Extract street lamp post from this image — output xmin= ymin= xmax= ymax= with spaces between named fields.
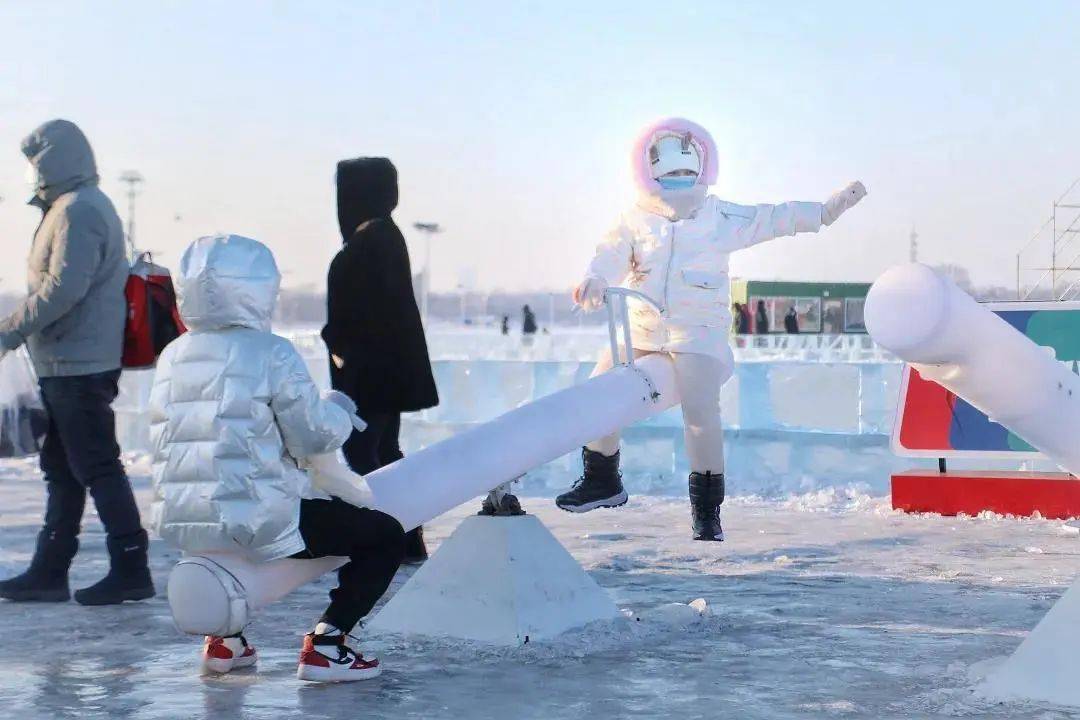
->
xmin=119 ymin=170 xmax=145 ymax=260
xmin=412 ymin=222 xmax=442 ymax=325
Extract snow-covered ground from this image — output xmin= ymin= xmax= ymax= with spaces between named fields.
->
xmin=1 ymin=457 xmax=1078 ymax=719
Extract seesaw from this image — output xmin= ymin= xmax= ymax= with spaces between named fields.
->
xmin=865 ymin=264 xmax=1080 ymax=707
xmin=167 ymin=289 xmax=679 ymax=645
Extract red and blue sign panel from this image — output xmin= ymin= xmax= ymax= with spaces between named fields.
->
xmin=894 ymin=301 xmax=1080 ymax=459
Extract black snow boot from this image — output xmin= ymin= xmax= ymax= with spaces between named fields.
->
xmin=402 ymin=527 xmax=428 ymax=565
xmin=689 ymin=472 xmax=725 ymax=542
xmin=74 ymin=530 xmax=155 ymax=606
xmin=0 ymin=529 xmax=78 ymax=602
xmin=556 ymin=448 xmax=628 ymax=513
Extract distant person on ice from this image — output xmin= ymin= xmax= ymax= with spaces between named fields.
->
xmin=731 ymin=302 xmax=750 ymax=335
xmin=522 ymin=304 xmax=540 ymax=338
xmin=0 ymin=119 xmax=154 ymax=605
xmin=322 ymin=158 xmax=439 ymax=564
xmin=784 ymin=306 xmax=800 ymax=334
xmin=151 ymin=234 xmax=405 ymax=681
xmin=755 ymin=299 xmax=769 ymax=335
xmin=558 ymin=117 xmax=866 ymax=541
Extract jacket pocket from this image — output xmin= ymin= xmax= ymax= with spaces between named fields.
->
xmin=681 ymin=269 xmax=725 ymax=290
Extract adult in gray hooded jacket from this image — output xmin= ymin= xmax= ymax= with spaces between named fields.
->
xmin=0 ymin=120 xmax=153 ymax=606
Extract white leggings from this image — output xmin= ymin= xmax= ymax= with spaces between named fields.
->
xmin=586 ymin=349 xmax=731 ymax=473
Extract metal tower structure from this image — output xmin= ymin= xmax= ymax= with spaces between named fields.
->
xmin=119 ymin=170 xmax=145 ymax=259
xmin=1015 ymin=177 xmax=1080 ymax=300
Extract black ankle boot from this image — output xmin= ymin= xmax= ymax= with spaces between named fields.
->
xmin=74 ymin=530 xmax=155 ymax=606
xmin=689 ymin=472 xmax=725 ymax=542
xmin=0 ymin=529 xmax=78 ymax=602
xmin=556 ymin=448 xmax=628 ymax=513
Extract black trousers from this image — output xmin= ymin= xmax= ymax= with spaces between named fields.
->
xmin=342 ymin=412 xmax=402 ymax=475
xmin=37 ymin=370 xmax=143 ymax=541
xmin=294 ymin=498 xmax=406 ymax=633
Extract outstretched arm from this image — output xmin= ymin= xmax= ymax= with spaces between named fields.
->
xmin=729 ymin=181 xmax=867 ymax=249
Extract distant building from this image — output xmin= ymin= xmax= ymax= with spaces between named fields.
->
xmin=730 ymin=280 xmax=871 ymax=334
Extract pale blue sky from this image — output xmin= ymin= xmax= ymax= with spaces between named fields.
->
xmin=1 ymin=1 xmax=1077 ymax=293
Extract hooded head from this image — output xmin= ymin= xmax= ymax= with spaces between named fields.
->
xmin=336 ymin=157 xmax=399 ymax=242
xmin=630 ymin=118 xmax=718 ymax=196
xmin=21 ymin=119 xmax=99 ymax=204
xmin=177 ymin=234 xmax=281 ymax=332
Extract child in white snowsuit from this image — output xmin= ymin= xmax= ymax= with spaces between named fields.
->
xmin=556 ymin=118 xmax=866 ymax=540
xmin=150 ymin=234 xmax=405 ymax=681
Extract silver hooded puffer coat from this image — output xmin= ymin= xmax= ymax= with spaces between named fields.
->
xmin=149 ymin=234 xmax=352 ymax=561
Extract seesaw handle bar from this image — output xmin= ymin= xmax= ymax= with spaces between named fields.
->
xmin=604 ymin=288 xmax=662 ymax=368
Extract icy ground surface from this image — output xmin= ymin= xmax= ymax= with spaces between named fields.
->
xmin=2 ymin=458 xmax=1080 ymax=719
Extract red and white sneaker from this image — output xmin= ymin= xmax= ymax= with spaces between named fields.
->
xmin=202 ymin=634 xmax=257 ymax=675
xmin=296 ymin=632 xmax=381 ymax=682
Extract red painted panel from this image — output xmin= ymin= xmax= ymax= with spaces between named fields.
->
xmin=892 ymin=470 xmax=1080 ymax=520
xmin=898 ymin=369 xmax=956 ymax=451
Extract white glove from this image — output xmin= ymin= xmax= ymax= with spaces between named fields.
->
xmin=572 ymin=275 xmax=608 ymax=312
xmin=322 ymin=389 xmax=367 ymax=432
xmin=822 ymin=181 xmax=867 ymax=226
xmin=303 ymin=451 xmax=375 ymax=509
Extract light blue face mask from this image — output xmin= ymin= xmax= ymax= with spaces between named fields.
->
xmin=657 ymin=175 xmax=697 ymax=191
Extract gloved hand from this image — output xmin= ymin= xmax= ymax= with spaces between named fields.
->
xmin=302 ymin=451 xmax=375 ymax=509
xmin=572 ymin=274 xmax=608 ymax=312
xmin=322 ymin=389 xmax=367 ymax=432
xmin=822 ymin=181 xmax=868 ymax=226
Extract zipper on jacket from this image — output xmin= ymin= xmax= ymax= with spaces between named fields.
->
xmin=662 ymin=224 xmax=676 ymax=316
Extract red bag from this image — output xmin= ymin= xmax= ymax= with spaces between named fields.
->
xmin=122 ymin=253 xmax=187 ymax=368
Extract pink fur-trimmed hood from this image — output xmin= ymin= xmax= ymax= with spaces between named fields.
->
xmin=631 ymin=117 xmax=718 ymax=195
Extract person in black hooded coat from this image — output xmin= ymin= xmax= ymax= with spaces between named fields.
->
xmin=322 ymin=157 xmax=439 ymax=563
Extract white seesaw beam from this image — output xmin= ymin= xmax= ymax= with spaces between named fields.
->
xmin=365 ymin=353 xmax=678 ymax=532
xmin=864 ymin=262 xmax=1080 ymax=476
xmin=168 ymin=353 xmax=679 ymax=636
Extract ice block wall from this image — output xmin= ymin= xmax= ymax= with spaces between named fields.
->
xmin=864 ymin=263 xmax=1080 ymax=476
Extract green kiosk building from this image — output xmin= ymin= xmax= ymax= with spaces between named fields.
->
xmin=730 ymin=280 xmax=871 ymax=334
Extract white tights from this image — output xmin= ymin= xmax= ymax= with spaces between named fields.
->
xmin=585 ymin=349 xmax=731 ymax=474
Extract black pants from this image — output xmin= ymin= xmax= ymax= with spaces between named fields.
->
xmin=37 ymin=370 xmax=143 ymax=541
xmin=342 ymin=412 xmax=402 ymax=476
xmin=294 ymin=498 xmax=406 ymax=633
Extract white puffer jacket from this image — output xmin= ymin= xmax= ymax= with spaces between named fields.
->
xmin=149 ymin=235 xmax=352 ymax=562
xmin=586 ymin=117 xmax=826 ymax=358
xmin=589 ymin=196 xmax=823 ymax=357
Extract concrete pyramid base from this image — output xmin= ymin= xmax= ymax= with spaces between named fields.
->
xmin=978 ymin=574 xmax=1080 ymax=707
xmin=369 ymin=514 xmax=619 ymax=645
